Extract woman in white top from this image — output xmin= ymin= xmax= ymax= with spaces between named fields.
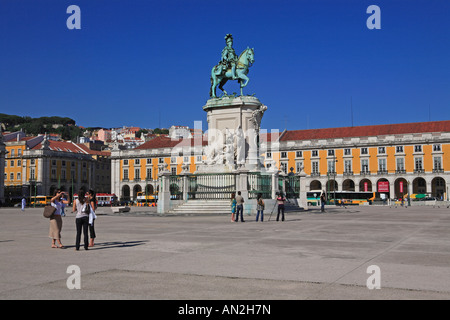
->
xmin=73 ymin=189 xmax=90 ymax=251
xmin=49 ymin=190 xmax=69 ymax=248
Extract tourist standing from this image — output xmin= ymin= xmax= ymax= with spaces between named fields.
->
xmin=230 ymin=192 xmax=236 ymax=222
xmin=86 ymin=189 xmax=97 ymax=247
xmin=49 ymin=190 xmax=69 ymax=249
xmin=256 ymin=193 xmax=265 ymax=222
xmin=235 ymin=191 xmax=245 ymax=222
xmin=73 ymin=189 xmax=90 ymax=251
xmin=276 ymin=193 xmax=286 ymax=221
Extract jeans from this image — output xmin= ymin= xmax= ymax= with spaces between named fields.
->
xmin=256 ymin=210 xmax=264 ymax=221
xmin=235 ymin=204 xmax=244 ymax=222
xmin=89 ymin=220 xmax=96 ymax=239
xmin=75 ymin=216 xmax=89 ymax=250
xmin=277 ymin=204 xmax=285 ymax=221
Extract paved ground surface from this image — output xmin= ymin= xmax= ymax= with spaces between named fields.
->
xmin=1 ymin=204 xmax=450 ymax=300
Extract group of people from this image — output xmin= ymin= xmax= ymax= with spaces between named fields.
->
xmin=48 ymin=189 xmax=97 ymax=251
xmin=230 ymin=192 xmax=287 ymax=222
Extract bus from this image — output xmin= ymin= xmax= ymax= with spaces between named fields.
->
xmin=73 ymin=193 xmax=117 ymax=206
xmin=307 ymin=190 xmax=324 ymax=206
xmin=30 ymin=195 xmax=52 ymax=206
xmin=328 ymin=191 xmax=376 ymax=205
xmin=136 ymin=191 xmax=157 ymax=206
xmin=96 ymin=193 xmax=117 ymax=206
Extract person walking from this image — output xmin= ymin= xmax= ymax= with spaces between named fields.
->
xmin=276 ymin=192 xmax=286 ymax=221
xmin=73 ymin=189 xmax=90 ymax=251
xmin=235 ymin=191 xmax=245 ymax=222
xmin=320 ymin=192 xmax=326 ymax=212
xmin=86 ymin=189 xmax=97 ymax=247
xmin=256 ymin=193 xmax=265 ymax=222
xmin=230 ymin=192 xmax=237 ymax=222
xmin=49 ymin=190 xmax=69 ymax=249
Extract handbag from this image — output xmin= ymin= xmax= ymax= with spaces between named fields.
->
xmin=82 ymin=203 xmax=91 ymax=214
xmin=43 ymin=205 xmax=56 ymax=218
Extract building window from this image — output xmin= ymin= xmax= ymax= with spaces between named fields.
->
xmin=30 ymin=159 xmax=35 ymax=165
xmin=344 ymin=148 xmax=351 ymax=156
xmin=62 ymin=160 xmax=66 ymax=167
xmin=17 ymin=160 xmax=21 ymax=167
xmin=10 ymin=149 xmax=15 ymax=157
xmin=280 ymin=161 xmax=288 ymax=174
xmin=61 ymin=169 xmax=66 ymax=180
xmin=146 ymin=168 xmax=152 ymax=180
xmin=30 ymin=168 xmax=35 ymax=180
xmin=296 ymin=151 xmax=302 ymax=158
xmin=196 ymin=155 xmax=202 ymax=163
xmin=311 ymin=161 xmax=319 ymax=175
xmin=281 ymin=152 xmax=287 ymax=159
xmin=18 ymin=149 xmax=22 ymax=156
xmin=361 ymin=159 xmax=369 ymax=173
xmin=296 ymin=161 xmax=303 ymax=173
xmin=344 ymin=160 xmax=352 ymax=173
xmin=123 ymin=159 xmax=129 ymax=166
xmin=135 ymin=168 xmax=140 ymax=180
xmin=414 ymin=157 xmax=423 ymax=171
xmin=10 ymin=160 xmax=14 ymax=167
xmin=135 ymin=159 xmax=140 ymax=165
xmin=434 ymin=157 xmax=442 ymax=170
xmin=123 ymin=169 xmax=129 ymax=180
xmin=183 ymin=156 xmax=190 ymax=163
xmin=361 ymin=147 xmax=368 ymax=155
xmin=171 ymin=157 xmax=177 ymax=164
xmin=378 ymin=159 xmax=387 ymax=173
xmin=159 ymin=158 xmax=164 ymax=164
xmin=10 ymin=172 xmax=14 ymax=180
xmin=17 ymin=172 xmax=21 ymax=180
xmin=327 ymin=149 xmax=335 ymax=156
xmin=312 ymin=150 xmax=318 ymax=157
xmin=378 ymin=147 xmax=386 ymax=154
xmin=396 ymin=158 xmax=405 ymax=172
xmin=171 ymin=167 xmax=177 ymax=175
xmin=396 ymin=146 xmax=404 ymax=153
xmin=433 ymin=144 xmax=441 ymax=152
xmin=414 ymin=145 xmax=422 ymax=153
xmin=147 ymin=158 xmax=152 ymax=164
xmin=327 ymin=160 xmax=335 ymax=173
xmin=266 ymin=152 xmax=272 ymax=159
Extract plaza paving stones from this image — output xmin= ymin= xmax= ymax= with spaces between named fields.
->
xmin=1 ymin=205 xmax=450 ymax=300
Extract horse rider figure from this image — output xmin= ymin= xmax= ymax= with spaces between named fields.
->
xmin=220 ymin=34 xmax=238 ymax=80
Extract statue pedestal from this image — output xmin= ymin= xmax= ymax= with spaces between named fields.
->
xmin=200 ymin=96 xmax=267 ymax=172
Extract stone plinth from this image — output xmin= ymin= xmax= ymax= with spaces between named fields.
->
xmin=198 ymin=96 xmax=267 ymax=172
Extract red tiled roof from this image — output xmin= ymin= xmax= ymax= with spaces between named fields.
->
xmin=281 ymin=120 xmax=450 ymax=141
xmin=32 ymin=140 xmax=87 ymax=153
xmin=75 ymin=144 xmax=111 ymax=156
xmin=135 ymin=135 xmax=208 ymax=150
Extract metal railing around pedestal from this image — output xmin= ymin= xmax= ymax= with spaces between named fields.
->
xmin=248 ymin=173 xmax=272 ymax=199
xmin=187 ymin=173 xmax=236 ymax=200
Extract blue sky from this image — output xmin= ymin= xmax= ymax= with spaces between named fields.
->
xmin=1 ymin=0 xmax=449 ymax=132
